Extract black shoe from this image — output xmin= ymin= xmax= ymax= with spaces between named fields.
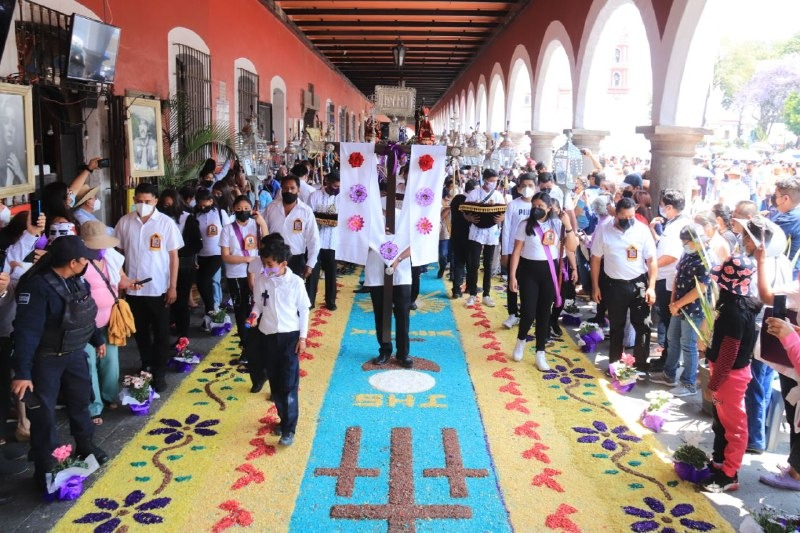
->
xmin=1 ymin=442 xmax=28 ymax=461
xmin=372 ymin=354 xmax=391 ymax=365
xmin=701 ymin=470 xmax=739 ymax=492
xmin=250 ymin=381 xmax=265 ymax=393
xmin=326 ymin=303 xmax=337 ymax=311
xmin=745 ymin=447 xmax=765 ymax=455
xmin=0 ymin=456 xmax=28 ymax=476
xmin=76 ymin=441 xmax=109 ymax=465
xmin=398 ymin=357 xmax=414 ymax=369
xmin=409 ymin=302 xmax=418 ymax=311
xmin=153 ymin=375 xmax=167 ymax=393
xmin=238 ymin=357 xmax=248 ymax=365
xmin=271 ymin=426 xmax=282 ymax=437
xmin=451 ymin=291 xmax=462 ymax=300
xmin=648 ymin=360 xmax=665 ymax=373
xmin=550 ymin=325 xmax=563 ymax=338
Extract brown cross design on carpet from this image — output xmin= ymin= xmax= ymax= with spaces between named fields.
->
xmin=314 ymin=427 xmax=379 ymax=497
xmin=326 ymin=427 xmax=475 ymax=532
xmin=423 ymin=428 xmax=489 ymax=497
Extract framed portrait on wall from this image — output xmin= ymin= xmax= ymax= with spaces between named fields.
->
xmin=125 ymin=97 xmax=164 ymax=178
xmin=0 ymin=83 xmax=34 ymax=198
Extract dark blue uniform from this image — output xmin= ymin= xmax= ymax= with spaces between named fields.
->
xmin=13 ymin=270 xmax=104 ymax=482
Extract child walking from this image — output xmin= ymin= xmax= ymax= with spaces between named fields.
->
xmin=246 ymin=239 xmax=310 ymax=446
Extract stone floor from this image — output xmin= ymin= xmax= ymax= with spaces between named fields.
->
xmin=2 ymin=289 xmax=799 ymax=531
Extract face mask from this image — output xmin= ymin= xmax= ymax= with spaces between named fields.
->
xmin=659 ymin=206 xmax=667 ymax=218
xmin=199 ymin=205 xmax=213 ymax=214
xmin=683 ymin=244 xmax=696 ymax=254
xmin=202 ymin=180 xmax=214 ymax=188
xmin=327 ymin=187 xmax=340 ymax=196
xmin=75 ymin=261 xmax=88 ymax=277
xmin=189 ymin=199 xmax=196 ymax=208
xmin=135 ymin=202 xmax=155 ymax=218
xmin=96 ymin=248 xmax=106 ymax=260
xmin=235 ymin=210 xmax=251 ymax=222
xmin=521 ymin=187 xmax=534 ymax=199
xmin=49 ymin=222 xmax=76 ymax=241
xmin=618 ymin=218 xmax=634 ymax=231
xmin=93 ymin=199 xmax=102 ymax=212
xmin=532 ymin=207 xmax=546 ymax=221
xmin=67 ymin=191 xmax=76 ymax=208
xmin=282 ymin=192 xmax=298 ymax=205
xmin=484 ymin=181 xmax=496 ymax=191
xmin=262 ymin=266 xmax=280 ymax=278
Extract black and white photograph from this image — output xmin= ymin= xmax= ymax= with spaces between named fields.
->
xmin=125 ymin=96 xmax=164 ymax=177
xmin=0 ymin=83 xmax=34 ymax=197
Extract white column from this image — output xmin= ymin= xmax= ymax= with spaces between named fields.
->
xmin=525 ymin=131 xmax=559 ymax=168
xmin=636 ymin=125 xmax=712 ymax=199
xmin=570 ymin=129 xmax=609 ymax=174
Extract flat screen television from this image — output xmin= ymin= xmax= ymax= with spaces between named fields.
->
xmin=0 ymin=0 xmax=15 ymax=61
xmin=66 ymin=14 xmax=121 ymax=84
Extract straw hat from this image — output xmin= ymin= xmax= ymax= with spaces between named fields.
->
xmin=74 ymin=185 xmax=99 ymax=208
xmin=80 ymin=220 xmax=119 ymax=250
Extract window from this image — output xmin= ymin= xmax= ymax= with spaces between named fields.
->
xmin=237 ymin=68 xmax=259 ymax=133
xmin=175 ymin=44 xmax=211 ymax=154
xmin=612 ymin=72 xmax=621 ymax=87
xmin=339 ymin=108 xmax=346 ymax=142
xmin=614 ymin=48 xmax=621 ymax=64
xmin=327 ymin=102 xmax=335 ymax=131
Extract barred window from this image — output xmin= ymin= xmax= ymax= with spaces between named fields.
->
xmin=237 ymin=68 xmax=258 ymax=133
xmin=174 ymin=44 xmax=211 ymax=154
xmin=339 ymin=108 xmax=345 ymax=142
xmin=327 ymin=102 xmax=335 ymax=133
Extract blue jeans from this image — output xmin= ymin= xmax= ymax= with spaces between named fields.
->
xmin=85 ymin=328 xmax=120 ymax=418
xmin=664 ymin=314 xmax=702 ymax=386
xmin=745 ymin=358 xmax=775 ymax=452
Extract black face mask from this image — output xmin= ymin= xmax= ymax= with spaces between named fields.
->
xmin=76 ymin=262 xmax=88 ymax=277
xmin=235 ymin=210 xmax=251 ymax=222
xmin=201 ymin=180 xmax=214 ymax=188
xmin=532 ymin=207 xmax=546 ymax=221
xmin=327 ymin=187 xmax=340 ymax=196
xmin=282 ymin=192 xmax=298 ymax=205
xmin=618 ymin=218 xmax=634 ymax=231
xmin=199 ymin=205 xmax=214 ymax=214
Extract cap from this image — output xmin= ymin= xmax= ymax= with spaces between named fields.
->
xmin=80 ymin=220 xmax=119 ymax=250
xmin=711 ymin=254 xmax=755 ymax=296
xmin=73 ymin=185 xmax=99 ymax=208
xmin=48 ymin=235 xmax=97 ymax=266
xmin=732 ymin=216 xmax=773 ymax=248
xmin=623 ymin=173 xmax=643 ymax=188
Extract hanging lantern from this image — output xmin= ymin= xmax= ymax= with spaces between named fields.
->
xmin=393 ymin=39 xmax=406 ymax=68
xmin=553 ymin=129 xmax=583 ymax=189
xmin=497 ymin=130 xmax=516 ymax=169
xmin=284 ymin=141 xmax=298 ymax=169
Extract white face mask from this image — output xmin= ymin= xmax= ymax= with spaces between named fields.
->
xmin=484 ymin=181 xmax=496 ymax=191
xmin=0 ymin=206 xmax=9 ymax=227
xmin=93 ymin=198 xmax=102 ymax=212
xmin=521 ymin=187 xmax=535 ymax=199
xmin=135 ymin=202 xmax=155 ymax=218
xmin=189 ymin=199 xmax=196 ymax=208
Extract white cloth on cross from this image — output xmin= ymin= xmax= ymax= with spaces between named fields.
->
xmin=336 ymin=143 xmax=383 ymax=265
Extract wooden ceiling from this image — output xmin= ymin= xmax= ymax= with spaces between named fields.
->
xmin=272 ymin=0 xmax=532 ymax=106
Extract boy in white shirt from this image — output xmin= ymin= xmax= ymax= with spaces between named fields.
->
xmin=246 ymin=237 xmax=310 ymax=446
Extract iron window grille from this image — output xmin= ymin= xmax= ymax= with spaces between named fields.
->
xmin=237 ymin=68 xmax=258 ymax=133
xmin=174 ymin=43 xmax=211 ymax=157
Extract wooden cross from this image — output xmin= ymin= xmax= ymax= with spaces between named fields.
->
xmin=314 ymin=426 xmax=379 ymax=497
xmin=422 ymin=428 xmax=488 ymax=498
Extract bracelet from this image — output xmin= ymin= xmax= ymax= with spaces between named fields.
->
xmin=299 ymin=337 xmax=307 ymax=342
xmin=565 ymin=228 xmax=574 ymax=233
xmin=83 ymin=165 xmax=93 ymax=173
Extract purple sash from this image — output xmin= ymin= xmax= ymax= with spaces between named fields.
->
xmin=232 ymin=222 xmax=250 ymax=257
xmin=533 ymin=224 xmax=562 ymax=307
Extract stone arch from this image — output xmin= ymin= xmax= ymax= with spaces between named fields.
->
xmin=466 ymin=85 xmax=476 ymax=132
xmin=507 ymin=44 xmax=534 ymax=132
xmin=574 ymin=0 xmax=659 ymax=129
xmin=476 ymin=76 xmax=488 ymax=133
xmin=271 ymin=76 xmax=287 ymax=148
xmin=459 ymin=91 xmax=467 ymax=132
xmin=533 ymin=20 xmax=576 ymax=131
xmin=487 ymin=63 xmax=506 ymax=133
xmin=167 ymin=27 xmax=210 ymax=101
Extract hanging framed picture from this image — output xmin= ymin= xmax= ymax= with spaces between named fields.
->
xmin=0 ymin=82 xmax=34 ymax=198
xmin=125 ymin=96 xmax=165 ymax=178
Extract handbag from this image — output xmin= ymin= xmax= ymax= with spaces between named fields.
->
xmin=90 ymin=260 xmax=136 ymax=346
xmin=760 ymin=306 xmax=798 ymax=368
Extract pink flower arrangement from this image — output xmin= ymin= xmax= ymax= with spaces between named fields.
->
xmin=122 ymin=371 xmax=153 ymax=403
xmin=620 ymin=353 xmax=635 ymax=366
xmin=53 ymin=445 xmax=72 ymax=463
xmin=418 ymin=154 xmax=434 ymax=172
xmin=176 ymin=337 xmax=189 ymax=352
xmin=51 ymin=444 xmax=87 ymax=474
xmin=348 ymin=151 xmax=365 ymax=168
xmin=416 ymin=217 xmax=433 ymax=235
xmin=347 ymin=215 xmax=365 ymax=232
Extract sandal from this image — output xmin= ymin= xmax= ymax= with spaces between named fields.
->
xmin=92 ymin=416 xmax=103 ymax=426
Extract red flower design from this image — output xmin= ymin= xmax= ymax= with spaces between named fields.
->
xmin=348 ymin=152 xmax=364 ymax=168
xmin=418 ymin=154 xmax=434 ymax=172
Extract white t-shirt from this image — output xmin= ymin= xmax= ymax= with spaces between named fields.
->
xmin=466 ymin=187 xmax=505 ymax=245
xmin=219 ymin=219 xmax=260 ymax=279
xmin=515 ymin=218 xmax=563 ymax=261
xmin=114 ymin=210 xmax=184 ymax=296
xmin=196 ymin=208 xmax=232 ymax=257
xmin=501 ymin=198 xmax=531 ymax=255
xmin=262 ymin=200 xmax=321 ymax=269
xmin=657 ymin=213 xmax=692 ymax=289
xmin=591 ymin=220 xmax=656 ymax=280
xmin=364 ymin=248 xmax=411 ymax=286
xmin=300 ymin=180 xmax=316 ymax=205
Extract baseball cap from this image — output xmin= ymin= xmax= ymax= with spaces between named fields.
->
xmin=623 ymin=173 xmax=643 ymax=188
xmin=48 ymin=235 xmax=97 ymax=267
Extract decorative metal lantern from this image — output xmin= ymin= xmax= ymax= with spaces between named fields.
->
xmin=284 ymin=141 xmax=298 ymax=169
xmin=497 ymin=129 xmax=516 ymax=169
xmin=553 ymin=129 xmax=583 ymax=189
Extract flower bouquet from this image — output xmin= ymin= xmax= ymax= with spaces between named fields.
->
xmin=203 ymin=309 xmax=233 ymax=336
xmin=561 ymin=300 xmax=582 ymax=326
xmin=672 ymin=444 xmax=711 ymax=483
xmin=740 ymin=505 xmax=800 ymax=533
xmin=120 ymin=371 xmax=159 ymax=415
xmin=45 ymin=444 xmax=100 ymax=501
xmin=576 ymin=322 xmax=604 ymax=353
xmin=609 ymin=353 xmax=638 ymax=393
xmin=640 ymin=391 xmax=673 ymax=432
xmin=168 ymin=337 xmax=202 ymax=373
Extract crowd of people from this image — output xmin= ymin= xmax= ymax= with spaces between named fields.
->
xmin=0 ymin=145 xmax=800 ymax=507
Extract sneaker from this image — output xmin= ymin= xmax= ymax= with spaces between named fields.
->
xmin=669 ymin=384 xmax=697 ymax=397
xmin=482 ymin=296 xmax=496 ymax=307
xmin=512 ymin=339 xmax=526 ymax=362
xmin=649 ymin=372 xmax=678 ymax=387
xmin=550 ymin=324 xmax=563 ymax=338
xmin=759 ymin=470 xmax=800 ymax=490
xmin=535 ymin=351 xmax=550 ymax=371
xmin=465 ymin=296 xmax=476 ymax=307
xmin=451 ymin=291 xmax=462 ymax=300
xmin=700 ymin=471 xmax=739 ymax=493
xmin=502 ymin=315 xmax=520 ymax=329
xmin=413 ymin=300 xmax=423 ymax=310
xmin=279 ymin=432 xmax=295 ymax=446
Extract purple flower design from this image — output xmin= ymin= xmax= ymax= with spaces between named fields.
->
xmin=203 ymin=361 xmax=230 ymax=378
xmin=415 ymin=187 xmax=434 ymax=207
xmin=147 ymin=414 xmax=220 ymax=444
xmin=572 ymin=420 xmax=641 ymax=451
xmin=74 ymin=490 xmax=171 ymax=530
xmin=623 ymin=497 xmax=715 ymax=532
xmin=542 ymin=365 xmax=594 ymax=384
xmin=380 ymin=241 xmax=399 ymax=261
xmin=349 ymin=184 xmax=368 ymax=204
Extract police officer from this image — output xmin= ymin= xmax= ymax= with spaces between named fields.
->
xmin=11 ymin=235 xmax=109 ymax=488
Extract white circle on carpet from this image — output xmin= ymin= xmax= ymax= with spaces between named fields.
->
xmin=368 ymin=370 xmax=436 ymax=393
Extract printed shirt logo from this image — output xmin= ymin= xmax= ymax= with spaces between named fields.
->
xmin=207 ymin=224 xmax=218 ymax=237
xmin=293 ymin=219 xmax=303 ymax=233
xmin=149 ymin=233 xmax=162 ymax=251
xmin=626 ymin=245 xmax=638 ymax=261
xmin=17 ymin=293 xmax=30 ymax=305
xmin=244 ymin=235 xmax=257 ymax=251
xmin=542 ymin=229 xmax=556 ymax=247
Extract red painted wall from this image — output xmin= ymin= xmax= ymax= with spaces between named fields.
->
xmin=77 ymin=0 xmax=371 ymax=125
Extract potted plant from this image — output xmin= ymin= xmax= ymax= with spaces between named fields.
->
xmin=740 ymin=505 xmax=800 ymax=533
xmin=168 ymin=336 xmax=202 ymax=373
xmin=608 ymin=353 xmax=638 ymax=393
xmin=120 ymin=371 xmax=159 ymax=415
xmin=45 ymin=444 xmax=100 ymax=501
xmin=672 ymin=444 xmax=711 ymax=483
xmin=203 ymin=308 xmax=233 ymax=336
xmin=640 ymin=391 xmax=673 ymax=432
xmin=576 ymin=321 xmax=604 ymax=353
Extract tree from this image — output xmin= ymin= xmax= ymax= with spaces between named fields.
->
xmin=734 ymin=59 xmax=800 ymax=140
xmin=713 ymin=39 xmax=772 ymax=109
xmin=785 ymin=91 xmax=800 ymax=146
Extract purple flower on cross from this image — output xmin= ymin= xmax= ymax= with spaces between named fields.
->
xmin=379 ymin=241 xmax=399 ymax=261
xmin=623 ymin=496 xmax=716 ymax=532
xmin=572 ymin=420 xmax=641 ymax=451
xmin=415 ymin=187 xmax=434 ymax=207
xmin=349 ymin=184 xmax=368 ymax=204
